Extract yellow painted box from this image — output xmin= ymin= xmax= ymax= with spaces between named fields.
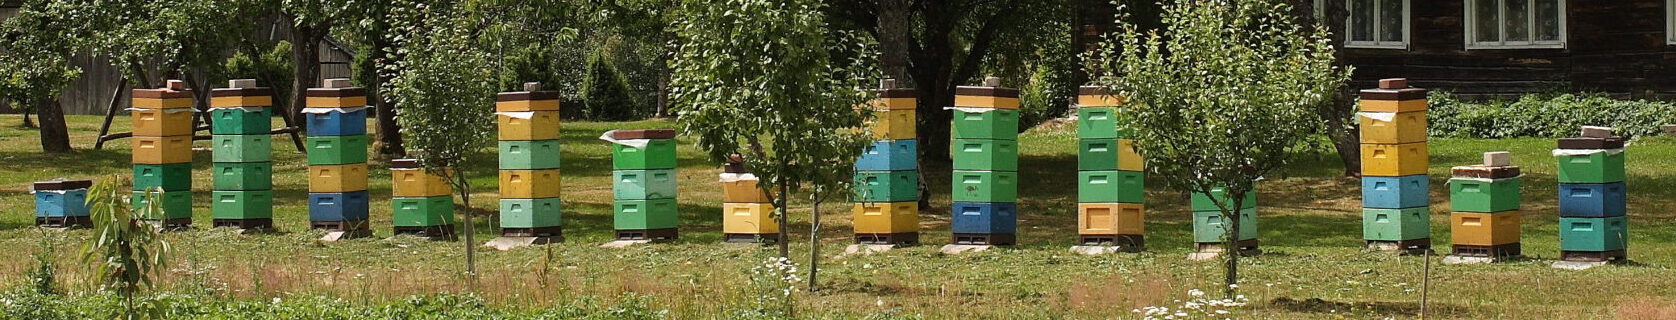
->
xmin=1451 ymin=211 xmax=1521 ymax=246
xmin=723 ymin=203 xmax=779 ymax=234
xmin=722 ymin=178 xmax=772 ymax=203
xmin=308 ymin=163 xmax=369 ymax=193
xmin=1077 ymin=94 xmax=1125 ymax=107
xmin=954 ymin=95 xmax=1020 ymax=109
xmin=869 ymin=109 xmax=916 ymax=140
xmin=1117 ymin=139 xmax=1144 ymax=171
xmin=1361 ymin=142 xmax=1429 ymax=177
xmin=306 ymin=96 xmax=368 ymax=108
xmin=1078 ymin=203 xmax=1144 ymax=235
xmin=131 ymin=109 xmax=193 ymax=137
xmin=499 ymin=169 xmax=561 ymax=199
xmin=131 ymin=136 xmax=194 ymax=164
xmin=867 ymin=97 xmax=916 ymax=111
xmin=210 ymin=96 xmax=273 ymax=108
xmin=392 ymin=168 xmax=452 ymax=197
xmin=132 ymin=98 xmax=193 ymax=109
xmin=852 ymin=202 xmax=918 ymax=234
xmin=497 ymin=111 xmax=561 ymax=141
xmin=1359 ymin=99 xmax=1427 ymax=113
xmin=495 ymin=99 xmax=560 ymax=112
xmin=1359 ymin=111 xmax=1428 ymax=144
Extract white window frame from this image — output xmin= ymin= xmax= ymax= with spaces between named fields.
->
xmin=1465 ymin=0 xmax=1568 ymax=49
xmin=1667 ymin=0 xmax=1676 ymax=44
xmin=1344 ymin=0 xmax=1410 ymax=49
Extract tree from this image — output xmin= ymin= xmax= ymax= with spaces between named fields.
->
xmin=0 ymin=0 xmax=83 ymax=153
xmin=278 ymin=0 xmax=359 ymax=130
xmin=82 ymin=178 xmax=171 ymax=319
xmin=1087 ymin=0 xmax=1346 ymax=298
xmin=670 ymin=0 xmax=875 ymax=290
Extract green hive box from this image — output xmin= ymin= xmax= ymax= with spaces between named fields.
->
xmin=212 ymin=134 xmax=272 ymax=163
xmin=393 ymin=196 xmax=454 ymax=227
xmin=613 ymin=139 xmax=677 ymax=170
xmin=951 ymin=170 xmax=1018 ymax=202
xmin=1449 ymin=178 xmax=1521 ymax=213
xmin=613 ymin=169 xmax=678 ymax=200
xmin=210 ymin=107 xmax=272 ymax=135
xmin=212 ymin=162 xmax=273 ymax=191
xmin=131 ymin=190 xmax=193 ymax=220
xmin=1556 ymin=152 xmax=1626 ymax=183
xmin=1078 ymin=139 xmax=1120 ymax=171
xmin=1361 ymin=207 xmax=1430 ymax=241
xmin=1076 ymin=107 xmax=1127 ymax=139
xmin=1559 ymin=216 xmax=1628 ymax=252
xmin=499 ymin=140 xmax=562 ymax=169
xmin=306 ymin=135 xmax=369 ymax=165
xmin=951 ymin=109 xmax=1019 ymax=140
xmin=951 ymin=139 xmax=1019 ymax=171
xmin=853 ymin=170 xmax=918 ymax=202
xmin=1077 ymin=170 xmax=1144 ymax=203
xmin=211 ymin=190 xmax=273 ymax=220
xmin=614 ymin=199 xmax=679 ymax=230
xmin=1190 ymin=186 xmax=1257 ymax=211
xmin=1192 ymin=208 xmax=1258 ymax=243
xmin=499 ymin=198 xmax=562 ymax=228
xmin=133 ymin=163 xmax=192 ymax=192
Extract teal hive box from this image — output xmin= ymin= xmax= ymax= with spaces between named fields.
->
xmin=951 ymin=139 xmax=1019 ymax=171
xmin=212 ymin=162 xmax=273 ymax=191
xmin=1559 ymin=216 xmax=1628 ymax=251
xmin=1191 ymin=186 xmax=1257 ymax=211
xmin=613 ymin=169 xmax=678 ymax=200
xmin=210 ymin=107 xmax=272 ymax=135
xmin=1449 ymin=178 xmax=1521 ymax=213
xmin=1077 ymin=138 xmax=1132 ymax=171
xmin=499 ymin=140 xmax=561 ymax=169
xmin=393 ymin=196 xmax=454 ymax=227
xmin=853 ymin=170 xmax=918 ymax=202
xmin=614 ymin=199 xmax=679 ymax=230
xmin=1192 ymin=208 xmax=1257 ymax=243
xmin=951 ymin=170 xmax=1018 ymax=202
xmin=131 ymin=190 xmax=192 ymax=220
xmin=951 ymin=109 xmax=1019 ymax=140
xmin=211 ymin=190 xmax=273 ymax=220
xmin=1077 ymin=170 xmax=1144 ymax=203
xmin=133 ymin=163 xmax=192 ymax=192
xmin=499 ymin=198 xmax=562 ymax=228
xmin=212 ymin=134 xmax=272 ymax=163
xmin=613 ymin=139 xmax=677 ymax=170
xmin=306 ymin=135 xmax=369 ymax=165
xmin=1361 ymin=207 xmax=1430 ymax=241
xmin=1556 ymin=152 xmax=1626 ymax=183
xmin=1076 ymin=107 xmax=1127 ymax=139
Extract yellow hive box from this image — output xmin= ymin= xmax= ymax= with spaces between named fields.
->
xmin=852 ymin=202 xmax=918 ymax=234
xmin=1451 ymin=211 xmax=1521 ymax=246
xmin=867 ymin=97 xmax=916 ymax=111
xmin=132 ymin=98 xmax=193 ymax=109
xmin=1078 ymin=203 xmax=1144 ymax=235
xmin=1118 ymin=139 xmax=1145 ymax=171
xmin=495 ymin=100 xmax=560 ymax=112
xmin=954 ymin=95 xmax=1020 ymax=109
xmin=131 ymin=109 xmax=193 ymax=137
xmin=868 ymin=109 xmax=916 ymax=140
xmin=1077 ymin=94 xmax=1125 ymax=107
xmin=497 ymin=111 xmax=561 ymax=141
xmin=722 ymin=178 xmax=772 ymax=203
xmin=723 ymin=203 xmax=779 ymax=234
xmin=306 ymin=96 xmax=368 ymax=108
xmin=392 ymin=169 xmax=452 ymax=197
xmin=1358 ymin=111 xmax=1427 ymax=144
xmin=1359 ymin=99 xmax=1427 ymax=113
xmin=1361 ymin=142 xmax=1429 ymax=176
xmin=131 ymin=136 xmax=193 ymax=164
xmin=210 ymin=96 xmax=273 ymax=108
xmin=308 ymin=163 xmax=370 ymax=193
xmin=499 ymin=169 xmax=561 ymax=198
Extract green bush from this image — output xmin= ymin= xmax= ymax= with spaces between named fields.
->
xmin=583 ymin=52 xmax=644 ymax=121
xmin=1428 ymin=92 xmax=1676 ymax=139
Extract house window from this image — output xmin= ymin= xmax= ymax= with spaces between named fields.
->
xmin=1465 ymin=0 xmax=1566 ymax=49
xmin=1346 ymin=0 xmax=1408 ymax=49
xmin=1668 ymin=0 xmax=1676 ymax=44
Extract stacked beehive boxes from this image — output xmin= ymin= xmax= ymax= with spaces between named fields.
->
xmin=391 ymin=159 xmax=454 ymax=238
xmin=1555 ymin=126 xmax=1628 ymax=263
xmin=1074 ymin=86 xmax=1144 ymax=250
xmin=33 ymin=179 xmax=92 ymax=227
xmin=497 ymin=83 xmax=564 ymax=239
xmin=1448 ymin=152 xmax=1522 ymax=260
xmin=130 ymin=80 xmax=195 ymax=227
xmin=1191 ymin=186 xmax=1258 ymax=251
xmin=1359 ymin=78 xmax=1431 ymax=250
xmin=949 ymin=77 xmax=1018 ymax=246
xmin=722 ymin=155 xmax=777 ymax=243
xmin=853 ymin=80 xmax=919 ymax=246
xmin=209 ymin=79 xmax=275 ymax=230
xmin=304 ymin=78 xmax=371 ymax=235
xmin=608 ymin=129 xmax=679 ymax=241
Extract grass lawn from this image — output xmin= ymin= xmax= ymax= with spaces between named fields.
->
xmin=1 ymin=114 xmax=1674 ymax=319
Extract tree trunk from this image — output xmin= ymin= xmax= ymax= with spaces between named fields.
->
xmin=369 ymin=44 xmax=405 ymax=157
xmin=289 ymin=20 xmax=324 ymax=131
xmin=36 ymin=99 xmax=71 ymax=153
xmin=21 ymin=108 xmax=34 ymax=128
xmin=1223 ymin=190 xmax=1246 ymax=299
xmin=655 ymin=51 xmax=672 ymax=118
xmin=876 ymin=0 xmax=912 ymax=81
xmin=1315 ymin=0 xmax=1360 ymax=177
xmin=807 ymin=198 xmax=822 ymax=291
xmin=776 ymin=177 xmax=790 ymax=258
xmin=458 ymin=176 xmax=477 ymax=289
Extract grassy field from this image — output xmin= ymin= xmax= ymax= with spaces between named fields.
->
xmin=1 ymin=114 xmax=1675 ymax=319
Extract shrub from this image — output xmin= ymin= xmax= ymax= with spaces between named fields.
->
xmin=1427 ymin=92 xmax=1676 ymax=139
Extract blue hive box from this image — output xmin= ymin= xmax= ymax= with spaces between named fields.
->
xmin=305 ymin=109 xmax=368 ymax=136
xmin=855 ymin=139 xmax=917 ymax=171
xmin=1558 ymin=182 xmax=1627 ymax=218
xmin=1362 ymin=175 xmax=1429 ymax=209
xmin=309 ymin=191 xmax=370 ymax=222
xmin=35 ymin=189 xmax=90 ymax=217
xmin=950 ymin=202 xmax=1017 ymax=234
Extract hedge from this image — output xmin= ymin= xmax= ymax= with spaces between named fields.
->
xmin=1426 ymin=92 xmax=1676 ymax=139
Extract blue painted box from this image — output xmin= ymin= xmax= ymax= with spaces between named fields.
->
xmin=308 ymin=191 xmax=370 ymax=222
xmin=855 ymin=139 xmax=917 ymax=171
xmin=950 ymin=202 xmax=1017 ymax=234
xmin=34 ymin=189 xmax=90 ymax=217
xmin=1362 ymin=175 xmax=1429 ymax=209
xmin=305 ymin=109 xmax=367 ymax=136
xmin=1558 ymin=182 xmax=1627 ymax=218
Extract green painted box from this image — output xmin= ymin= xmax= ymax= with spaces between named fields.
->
xmin=612 ymin=139 xmax=677 ymax=170
xmin=951 ymin=139 xmax=1019 ymax=171
xmin=1361 ymin=207 xmax=1430 ymax=241
xmin=1192 ymin=208 xmax=1257 ymax=243
xmin=131 ymin=190 xmax=192 ymax=220
xmin=1556 ymin=152 xmax=1626 ymax=183
xmin=1190 ymin=186 xmax=1256 ymax=211
xmin=306 ymin=135 xmax=369 ymax=165
xmin=951 ymin=170 xmax=1018 ymax=202
xmin=1559 ymin=216 xmax=1628 ymax=251
xmin=212 ymin=162 xmax=273 ymax=191
xmin=1078 ymin=138 xmax=1119 ymax=171
xmin=614 ymin=199 xmax=679 ymax=230
xmin=499 ymin=140 xmax=561 ymax=169
xmin=1449 ymin=178 xmax=1520 ymax=213
xmin=499 ymin=198 xmax=562 ymax=228
xmin=212 ymin=190 xmax=273 ymax=219
xmin=951 ymin=109 xmax=1019 ymax=140
xmin=210 ymin=107 xmax=272 ymax=135
xmin=212 ymin=134 xmax=272 ymax=163
xmin=613 ymin=169 xmax=678 ymax=200
xmin=133 ymin=163 xmax=192 ymax=192
xmin=1077 ymin=170 xmax=1144 ymax=203
xmin=853 ymin=170 xmax=918 ymax=202
xmin=1076 ymin=107 xmax=1128 ymax=139
xmin=393 ymin=196 xmax=454 ymax=227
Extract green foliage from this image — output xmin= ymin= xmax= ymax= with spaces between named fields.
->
xmin=223 ymin=41 xmax=297 ymax=105
xmin=0 ymin=289 xmax=673 ymax=319
xmin=0 ymin=0 xmax=83 ymax=108
xmin=28 ymin=229 xmax=59 ymax=295
xmin=387 ymin=0 xmax=498 ymax=172
xmin=82 ymin=178 xmax=172 ymax=318
xmin=1017 ymin=65 xmax=1072 ymax=132
xmin=1428 ymin=91 xmax=1676 ymax=139
xmin=583 ymin=51 xmax=643 ymax=121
